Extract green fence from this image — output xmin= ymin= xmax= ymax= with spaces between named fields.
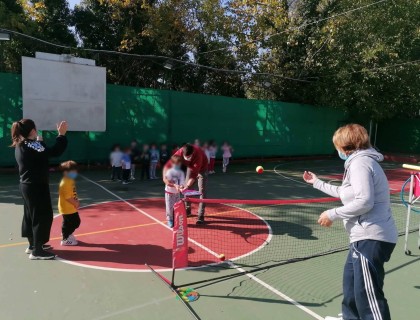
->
xmin=1 ymin=72 xmax=347 ymax=167
xmin=376 ymin=119 xmax=420 ymax=154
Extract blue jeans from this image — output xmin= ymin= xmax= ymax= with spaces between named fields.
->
xmin=149 ymin=162 xmax=158 ymax=179
xmin=342 ymin=240 xmax=395 ymax=320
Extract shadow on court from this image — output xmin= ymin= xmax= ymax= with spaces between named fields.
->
xmin=53 ymin=241 xmax=172 ymax=267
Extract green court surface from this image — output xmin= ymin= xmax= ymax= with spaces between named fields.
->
xmin=1 ymin=159 xmax=419 ymax=320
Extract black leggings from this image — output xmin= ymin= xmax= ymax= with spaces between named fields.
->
xmin=20 ymin=183 xmax=54 ymax=250
xmin=62 ymin=213 xmax=81 ymax=240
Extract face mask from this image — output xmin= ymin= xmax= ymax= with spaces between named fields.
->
xmin=173 ymin=164 xmax=181 ymax=171
xmin=67 ymin=172 xmax=78 ymax=180
xmin=183 ymin=155 xmax=192 ymax=161
xmin=338 ymin=151 xmax=349 ymax=161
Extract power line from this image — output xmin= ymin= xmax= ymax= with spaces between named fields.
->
xmin=197 ymin=0 xmax=389 ymax=56
xmin=0 ymin=28 xmax=310 ymax=83
xmin=305 ymin=59 xmax=420 ymax=79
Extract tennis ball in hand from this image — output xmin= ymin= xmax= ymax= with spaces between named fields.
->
xmin=218 ymin=254 xmax=226 ymax=261
xmin=256 ymin=166 xmax=264 ymax=174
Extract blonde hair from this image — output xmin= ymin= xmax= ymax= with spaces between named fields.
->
xmin=60 ymin=160 xmax=78 ymax=172
xmin=332 ymin=124 xmax=371 ymax=152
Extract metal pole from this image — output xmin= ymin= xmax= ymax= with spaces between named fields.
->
xmin=146 ymin=264 xmax=201 ymax=320
xmin=368 ymin=120 xmax=373 ymax=144
xmin=404 ymin=173 xmax=415 ymax=255
xmin=374 ymin=122 xmax=378 ymax=148
xmin=171 ymin=267 xmax=176 ymax=287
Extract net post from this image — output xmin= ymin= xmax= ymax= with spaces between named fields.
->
xmin=171 ymin=199 xmax=189 ymax=288
xmin=145 ymin=264 xmax=201 ymax=320
xmin=171 ymin=267 xmax=176 ymax=288
xmin=404 ymin=173 xmax=415 ymax=255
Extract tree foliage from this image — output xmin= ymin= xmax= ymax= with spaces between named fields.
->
xmin=0 ymin=0 xmax=419 ymax=119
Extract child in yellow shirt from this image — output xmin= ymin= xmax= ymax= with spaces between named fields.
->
xmin=58 ymin=161 xmax=81 ymax=246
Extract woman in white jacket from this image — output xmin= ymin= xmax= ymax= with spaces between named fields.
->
xmin=303 ymin=124 xmax=397 ymax=320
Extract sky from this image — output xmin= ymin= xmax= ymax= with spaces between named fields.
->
xmin=68 ymin=0 xmax=81 ymax=9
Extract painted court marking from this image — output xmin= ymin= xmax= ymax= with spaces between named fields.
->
xmin=52 ymin=199 xmax=270 ymax=272
xmin=229 ymin=261 xmax=324 ymax=320
xmin=80 ymin=175 xmax=325 ymax=320
xmin=53 ymin=176 xmax=271 ymax=272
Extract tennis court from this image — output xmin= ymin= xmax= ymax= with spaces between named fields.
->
xmin=1 ymin=159 xmax=419 ymax=320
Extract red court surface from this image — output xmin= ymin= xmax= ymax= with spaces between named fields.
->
xmin=324 ymin=168 xmax=409 ymax=192
xmin=50 ymin=199 xmax=270 ymax=271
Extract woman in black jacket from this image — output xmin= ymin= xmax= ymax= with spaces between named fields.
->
xmin=12 ymin=119 xmax=68 ymax=260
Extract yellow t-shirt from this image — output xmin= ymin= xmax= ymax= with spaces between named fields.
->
xmin=58 ymin=177 xmax=78 ymax=215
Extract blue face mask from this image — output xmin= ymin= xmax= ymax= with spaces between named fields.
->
xmin=67 ymin=172 xmax=78 ymax=180
xmin=338 ymin=151 xmax=349 ymax=161
xmin=173 ymin=165 xmax=181 ymax=171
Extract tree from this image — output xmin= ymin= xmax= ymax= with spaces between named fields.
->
xmin=21 ymin=0 xmax=76 ymax=45
xmin=269 ymin=0 xmax=420 ymax=120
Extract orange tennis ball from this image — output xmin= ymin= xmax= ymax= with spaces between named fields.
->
xmin=218 ymin=254 xmax=225 ymax=261
xmin=256 ymin=166 xmax=264 ymax=174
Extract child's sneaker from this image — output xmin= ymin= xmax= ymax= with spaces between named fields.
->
xmin=122 ymin=181 xmax=129 ymax=185
xmin=167 ymin=220 xmax=174 ymax=228
xmin=25 ymin=244 xmax=52 ymax=254
xmin=29 ymin=250 xmax=56 ymax=260
xmin=61 ymin=238 xmax=78 ymax=246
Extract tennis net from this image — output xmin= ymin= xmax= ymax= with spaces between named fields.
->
xmin=171 ymin=194 xmax=417 ymax=287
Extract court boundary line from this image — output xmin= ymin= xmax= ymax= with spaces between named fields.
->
xmin=55 ymin=199 xmax=273 ymax=273
xmin=81 ymin=175 xmax=220 ymax=257
xmin=60 ymin=177 xmax=271 ymax=273
xmin=81 ymin=176 xmax=325 ymax=320
xmin=274 ymin=162 xmax=405 ymax=192
xmin=223 ymin=204 xmax=273 ymax=261
xmin=229 ymin=261 xmax=324 ymax=320
xmin=273 ymin=163 xmax=310 ymax=186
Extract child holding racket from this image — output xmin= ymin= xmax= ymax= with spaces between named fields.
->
xmin=163 ymin=155 xmax=185 ymax=228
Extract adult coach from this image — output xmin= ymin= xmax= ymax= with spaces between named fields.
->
xmin=164 ymin=143 xmax=208 ymax=224
xmin=12 ymin=119 xmax=68 ymax=260
xmin=303 ymin=124 xmax=398 ymax=320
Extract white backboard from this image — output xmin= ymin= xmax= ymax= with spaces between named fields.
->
xmin=22 ymin=55 xmax=106 ymax=131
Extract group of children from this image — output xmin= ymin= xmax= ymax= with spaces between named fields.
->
xmin=109 ymin=141 xmax=172 ymax=184
xmin=55 ymin=139 xmax=235 ymax=247
xmin=194 ymin=139 xmax=234 ymax=174
xmin=109 ymin=140 xmax=234 ymax=184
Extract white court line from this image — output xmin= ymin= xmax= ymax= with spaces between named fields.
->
xmin=228 ymin=261 xmax=324 ymax=320
xmin=91 ymin=296 xmax=174 ymax=320
xmin=273 ymin=163 xmax=309 ymax=186
xmin=81 ymin=175 xmax=220 ymax=258
xmin=83 ymin=175 xmax=325 ymax=320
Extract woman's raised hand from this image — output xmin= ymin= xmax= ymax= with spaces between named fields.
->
xmin=303 ymin=171 xmax=317 ymax=184
xmin=57 ymin=121 xmax=68 ymax=136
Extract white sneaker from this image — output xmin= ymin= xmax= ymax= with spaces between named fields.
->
xmin=68 ymin=234 xmax=77 ymax=241
xmin=25 ymin=244 xmax=52 ymax=254
xmin=325 ymin=314 xmax=343 ymax=320
xmin=61 ymin=238 xmax=78 ymax=246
